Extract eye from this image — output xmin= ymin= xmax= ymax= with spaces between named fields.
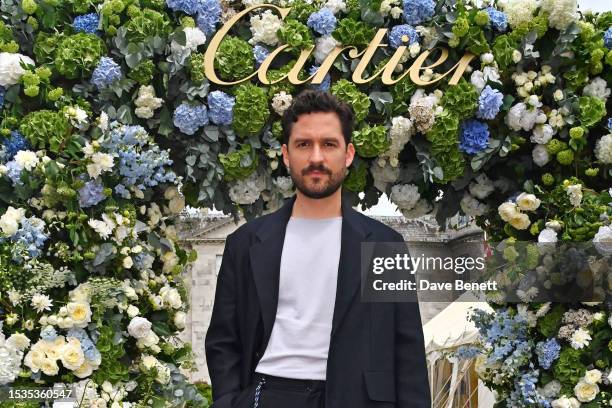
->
xmin=297 ymin=141 xmax=309 ymax=148
xmin=325 ymin=142 xmax=336 ymax=147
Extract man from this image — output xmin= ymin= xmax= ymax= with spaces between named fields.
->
xmin=205 ymin=89 xmax=431 ymax=408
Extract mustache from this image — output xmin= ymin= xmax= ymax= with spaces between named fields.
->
xmin=302 ymin=165 xmax=331 ymax=175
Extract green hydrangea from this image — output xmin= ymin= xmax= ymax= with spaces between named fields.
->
xmin=33 ymin=32 xmax=62 ymax=66
xmin=331 ymin=79 xmax=371 ymax=122
xmin=546 ymin=139 xmax=567 ymax=155
xmin=218 ymin=144 xmax=258 ymax=181
xmin=595 ymin=11 xmax=612 ymax=29
xmin=287 ymin=0 xmax=317 ymax=23
xmin=271 ymin=121 xmax=283 ymax=140
xmin=492 ymin=35 xmax=518 ymax=70
xmin=188 ymin=53 xmax=206 ymax=83
xmin=232 ymin=83 xmax=270 ymax=139
xmin=578 ymin=95 xmax=606 ymax=128
xmin=441 ymin=78 xmax=478 ymax=119
xmin=343 ymin=161 xmax=368 ymax=192
xmin=541 ymin=173 xmax=555 ymax=186
xmin=345 ymin=0 xmax=361 ymax=19
xmin=464 ymin=26 xmax=490 ymax=55
xmin=22 ymin=0 xmax=37 ymax=14
xmin=390 ymin=76 xmax=416 ymax=116
xmin=556 ymin=149 xmax=574 ymax=166
xmin=54 ymin=33 xmax=107 ymax=79
xmin=68 ymin=0 xmax=93 ymax=13
xmin=266 ymin=62 xmax=297 ymax=98
xmin=214 ymin=36 xmax=255 ymax=82
xmin=452 ymin=17 xmax=469 ymax=38
xmin=553 ymin=348 xmax=586 ymax=393
xmin=426 ymin=110 xmax=465 ymax=184
xmin=563 ymin=67 xmax=589 ymax=89
xmin=47 ymin=87 xmax=64 ymax=102
xmin=123 ymin=8 xmax=171 ymax=44
xmin=0 ymin=21 xmax=14 ymax=52
xmin=523 ymin=244 xmax=540 ymax=269
xmin=332 ymin=18 xmax=376 ymax=47
xmin=474 ymin=10 xmax=489 ymax=26
xmin=352 ymin=125 xmax=390 ymax=158
xmin=277 ymin=20 xmax=314 ymax=52
xmin=128 ymin=60 xmax=155 ymax=85
xmin=19 ymin=110 xmax=71 ymax=153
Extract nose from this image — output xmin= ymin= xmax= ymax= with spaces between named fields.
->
xmin=310 ymin=144 xmax=324 ymax=163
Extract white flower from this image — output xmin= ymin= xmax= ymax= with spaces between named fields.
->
xmin=271 ymin=91 xmax=293 ymax=116
xmin=506 ymin=103 xmax=539 ymax=132
xmin=98 ymin=112 xmax=109 ymax=131
xmin=0 ymin=206 xmax=25 ymax=236
xmin=565 ymin=184 xmax=582 ymax=207
xmin=516 ymin=192 xmax=540 ymax=212
xmin=481 ymin=53 xmax=494 ymax=64
xmin=509 ymin=212 xmax=531 ymax=230
xmin=538 ymin=228 xmax=558 ymax=243
xmin=390 ymin=184 xmax=420 ymax=211
xmin=595 ymin=134 xmax=612 ymax=164
xmin=460 ymin=193 xmax=489 ymax=217
xmin=0 ymin=52 xmax=35 ymax=87
xmin=314 ymin=35 xmax=339 ymax=64
xmin=370 ymin=161 xmax=399 ymax=192
xmin=469 ymin=174 xmax=495 ymax=200
xmin=134 ymin=85 xmax=163 ymax=119
xmin=593 ymin=225 xmax=612 ymax=256
xmin=498 ymin=202 xmax=518 ymax=222
xmin=14 ymin=150 xmax=39 ymax=171
xmin=273 ymin=176 xmax=294 ymax=198
xmin=127 ymin=316 xmax=153 ymax=339
xmin=584 ymin=369 xmax=602 ymax=385
xmin=512 ymin=49 xmax=522 ymax=63
xmin=127 ymin=305 xmax=140 ymax=318
xmin=540 ymin=0 xmax=577 ymax=30
xmin=31 ymin=293 xmax=53 ymax=313
xmin=6 ymin=333 xmax=30 ymax=351
xmin=530 ymin=124 xmax=554 ymax=145
xmin=532 ymin=144 xmax=550 ymax=167
xmin=86 ymin=152 xmax=114 ymax=178
xmin=65 ymin=106 xmax=89 ymax=130
xmin=554 ymin=89 xmax=564 ymax=101
xmin=325 ymin=0 xmax=347 ymax=14
xmin=574 ymin=379 xmax=599 ymax=402
xmin=408 ymin=90 xmax=436 ymax=133
xmin=67 ymin=302 xmax=92 ymax=328
xmin=123 ymin=256 xmax=133 ymax=269
xmin=228 ymin=171 xmax=266 ymax=205
xmin=61 ymin=338 xmax=85 ymax=371
xmin=570 ymin=328 xmax=591 ymax=349
xmin=401 ymin=198 xmax=432 ymax=219
xmin=171 ymin=27 xmax=206 ymax=53
xmin=88 ymin=214 xmax=115 ymax=239
xmin=582 ymin=76 xmax=610 ymax=101
xmin=174 ymin=311 xmax=187 ymax=329
xmin=249 ymin=10 xmax=282 ymax=46
xmin=141 ymin=355 xmax=158 ymax=371
xmin=502 ymin=0 xmax=537 ymax=28
xmin=160 ymin=286 xmax=182 ymax=309
xmin=378 ymin=116 xmax=413 ymax=167
xmin=551 ymin=396 xmax=581 ymax=408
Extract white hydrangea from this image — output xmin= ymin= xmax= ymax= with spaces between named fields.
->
xmin=250 ymin=10 xmax=283 ymax=46
xmin=593 ymin=225 xmax=612 ymax=256
xmin=408 ymin=90 xmax=437 ymax=133
xmin=370 ymin=161 xmax=400 ymax=192
xmin=242 ymin=0 xmax=265 ymax=7
xmin=135 ymin=85 xmax=163 ymax=119
xmin=273 ymin=176 xmax=294 ymax=198
xmin=170 ymin=27 xmax=206 ymax=54
xmin=271 ymin=91 xmax=293 ymax=116
xmin=532 ymin=144 xmax=550 ymax=167
xmin=530 ymin=124 xmax=554 ymax=145
xmin=540 ymin=0 xmax=577 ymax=31
xmin=229 ymin=171 xmax=266 ymax=205
xmin=502 ymin=0 xmax=537 ymax=28
xmin=506 ymin=103 xmax=539 ymax=132
xmin=540 ymin=380 xmax=561 ymax=399
xmin=583 ymin=77 xmax=611 ymax=101
xmin=314 ymin=35 xmax=340 ymax=64
xmin=0 ymin=52 xmax=35 ymax=87
xmin=0 ymin=206 xmax=26 ymax=236
xmin=325 ymin=0 xmax=347 ymax=14
xmin=14 ymin=150 xmax=39 ymax=171
xmin=538 ymin=228 xmax=558 ymax=243
xmin=565 ymin=184 xmax=582 ymax=207
xmin=460 ymin=193 xmax=489 ymax=217
xmin=594 ymin=134 xmax=612 ymax=164
xmin=0 ymin=334 xmax=25 ymax=385
xmin=377 ymin=116 xmax=413 ymax=168
xmin=401 ymin=198 xmax=432 ymax=219
xmin=380 ymin=0 xmax=402 ymax=18
xmin=389 ymin=184 xmax=420 ymax=211
xmin=469 ymin=174 xmax=495 ymax=199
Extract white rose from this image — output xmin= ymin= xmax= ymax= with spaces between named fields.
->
xmin=498 ymin=202 xmax=518 ymax=222
xmin=127 ymin=305 xmax=140 ymax=318
xmin=532 ymin=144 xmax=550 ymax=167
xmin=127 ymin=316 xmax=152 ymax=339
xmin=61 ymin=339 xmax=85 ymax=371
xmin=0 ymin=206 xmax=25 ymax=236
xmin=174 ymin=311 xmax=186 ymax=329
xmin=584 ymin=369 xmax=602 ymax=384
xmin=574 ymin=380 xmax=599 ymax=402
xmin=512 ymin=50 xmax=522 ymax=63
xmin=123 ymin=256 xmax=133 ymax=269
xmin=516 ymin=192 xmax=541 ymax=211
xmin=141 ymin=355 xmax=158 ymax=370
xmin=538 ymin=228 xmax=558 ymax=243
xmin=593 ymin=225 xmax=612 ymax=256
xmin=508 ymin=212 xmax=531 ymax=230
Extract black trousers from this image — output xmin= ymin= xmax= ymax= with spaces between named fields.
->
xmin=231 ymin=372 xmax=326 ymax=408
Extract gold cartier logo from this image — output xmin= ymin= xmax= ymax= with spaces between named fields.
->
xmin=204 ymin=4 xmax=476 ymax=87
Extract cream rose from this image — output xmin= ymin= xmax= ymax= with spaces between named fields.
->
xmin=574 ymin=380 xmax=599 ymax=402
xmin=61 ymin=339 xmax=85 ymax=370
xmin=127 ymin=316 xmax=152 ymax=339
xmin=516 ymin=192 xmax=541 ymax=211
xmin=67 ymin=302 xmax=92 ymax=328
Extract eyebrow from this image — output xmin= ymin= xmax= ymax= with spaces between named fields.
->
xmin=292 ymin=137 xmax=341 ymax=144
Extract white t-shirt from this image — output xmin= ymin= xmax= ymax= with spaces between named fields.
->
xmin=254 ymin=216 xmax=343 ymax=380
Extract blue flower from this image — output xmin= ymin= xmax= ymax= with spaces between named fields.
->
xmin=607 ymin=117 xmax=612 ymax=131
xmin=78 ymin=180 xmax=106 ymax=208
xmin=0 ymin=86 xmax=5 ymax=110
xmin=166 ymin=0 xmax=205 ymax=14
xmin=308 ymin=65 xmax=331 ymax=91
xmin=72 ymin=13 xmax=100 ymax=34
xmin=604 ymin=28 xmax=612 ymax=50
xmin=2 ymin=131 xmax=30 ymax=161
xmin=12 ymin=217 xmax=48 ymax=258
xmin=173 ymin=102 xmax=209 ymax=135
xmin=535 ymin=338 xmax=560 ymax=370
xmin=5 ymin=160 xmax=23 ymax=186
xmin=388 ymin=24 xmax=420 ymax=48
xmin=477 ymin=85 xmax=504 ymax=120
xmin=487 ymin=7 xmax=508 ymax=32
xmin=253 ymin=44 xmax=270 ymax=67
xmin=208 ymin=90 xmax=235 ymax=126
xmin=403 ymin=0 xmax=435 ymax=25
xmin=455 ymin=345 xmax=481 ymax=360
xmin=459 ymin=119 xmax=490 ymax=154
xmin=40 ymin=326 xmax=58 ymax=341
xmin=91 ymin=57 xmax=122 ymax=90
xmin=307 ymin=8 xmax=337 ymax=36
xmin=196 ymin=0 xmax=222 ymax=35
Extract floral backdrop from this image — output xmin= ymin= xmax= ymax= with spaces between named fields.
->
xmin=0 ymin=0 xmax=611 ymax=405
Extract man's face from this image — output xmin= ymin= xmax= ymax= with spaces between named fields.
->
xmin=282 ymin=111 xmax=355 ymax=199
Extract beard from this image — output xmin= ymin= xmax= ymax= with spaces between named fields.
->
xmin=289 ymin=163 xmax=347 ymax=199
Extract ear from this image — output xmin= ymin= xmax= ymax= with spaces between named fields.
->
xmin=345 ymin=142 xmax=355 ymax=168
xmin=281 ymin=143 xmax=290 ymax=168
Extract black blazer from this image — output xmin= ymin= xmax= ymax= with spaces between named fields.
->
xmin=205 ymin=193 xmax=431 ymax=408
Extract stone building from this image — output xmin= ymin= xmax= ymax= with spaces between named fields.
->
xmin=177 ymin=208 xmax=484 ymax=383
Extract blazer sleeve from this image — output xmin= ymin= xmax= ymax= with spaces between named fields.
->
xmin=392 ymin=233 xmax=432 ymax=408
xmin=205 ymin=232 xmax=242 ymax=408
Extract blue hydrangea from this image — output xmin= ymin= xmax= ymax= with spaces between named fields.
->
xmin=535 ymin=338 xmax=560 ymax=370
xmin=166 ymin=0 xmax=205 ymax=14
xmin=2 ymin=131 xmax=30 ymax=161
xmin=253 ymin=44 xmax=270 ymax=67
xmin=196 ymin=0 xmax=222 ymax=35
xmin=605 ymin=28 xmax=612 ymax=50
xmin=67 ymin=328 xmax=101 ymax=362
xmin=207 ymin=90 xmax=235 ymax=126
xmin=487 ymin=7 xmax=508 ymax=32
xmin=116 ymin=146 xmax=178 ymax=193
xmin=508 ymin=370 xmax=550 ymax=408
xmin=403 ymin=0 xmax=435 ymax=25
xmin=78 ymin=180 xmax=106 ymax=208
xmin=607 ymin=117 xmax=612 ymax=131
xmin=459 ymin=119 xmax=490 ymax=154
xmin=455 ymin=345 xmax=481 ymax=360
xmin=308 ymin=65 xmax=331 ymax=91
xmin=5 ymin=160 xmax=23 ymax=186
xmin=40 ymin=326 xmax=58 ymax=341
xmin=173 ymin=102 xmax=209 ymax=135
xmin=133 ymin=251 xmax=155 ymax=270
xmin=307 ymin=8 xmax=337 ymax=36
xmin=91 ymin=57 xmax=122 ymax=90
xmin=0 ymin=86 xmax=5 ymax=110
xmin=72 ymin=13 xmax=100 ymax=34
xmin=12 ymin=217 xmax=48 ymax=258
xmin=388 ymin=24 xmax=420 ymax=48
xmin=477 ymin=85 xmax=504 ymax=120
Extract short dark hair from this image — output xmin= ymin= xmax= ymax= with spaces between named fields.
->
xmin=281 ymin=89 xmax=354 ymax=147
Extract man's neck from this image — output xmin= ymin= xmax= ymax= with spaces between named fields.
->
xmin=291 ymin=189 xmax=343 ymax=219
